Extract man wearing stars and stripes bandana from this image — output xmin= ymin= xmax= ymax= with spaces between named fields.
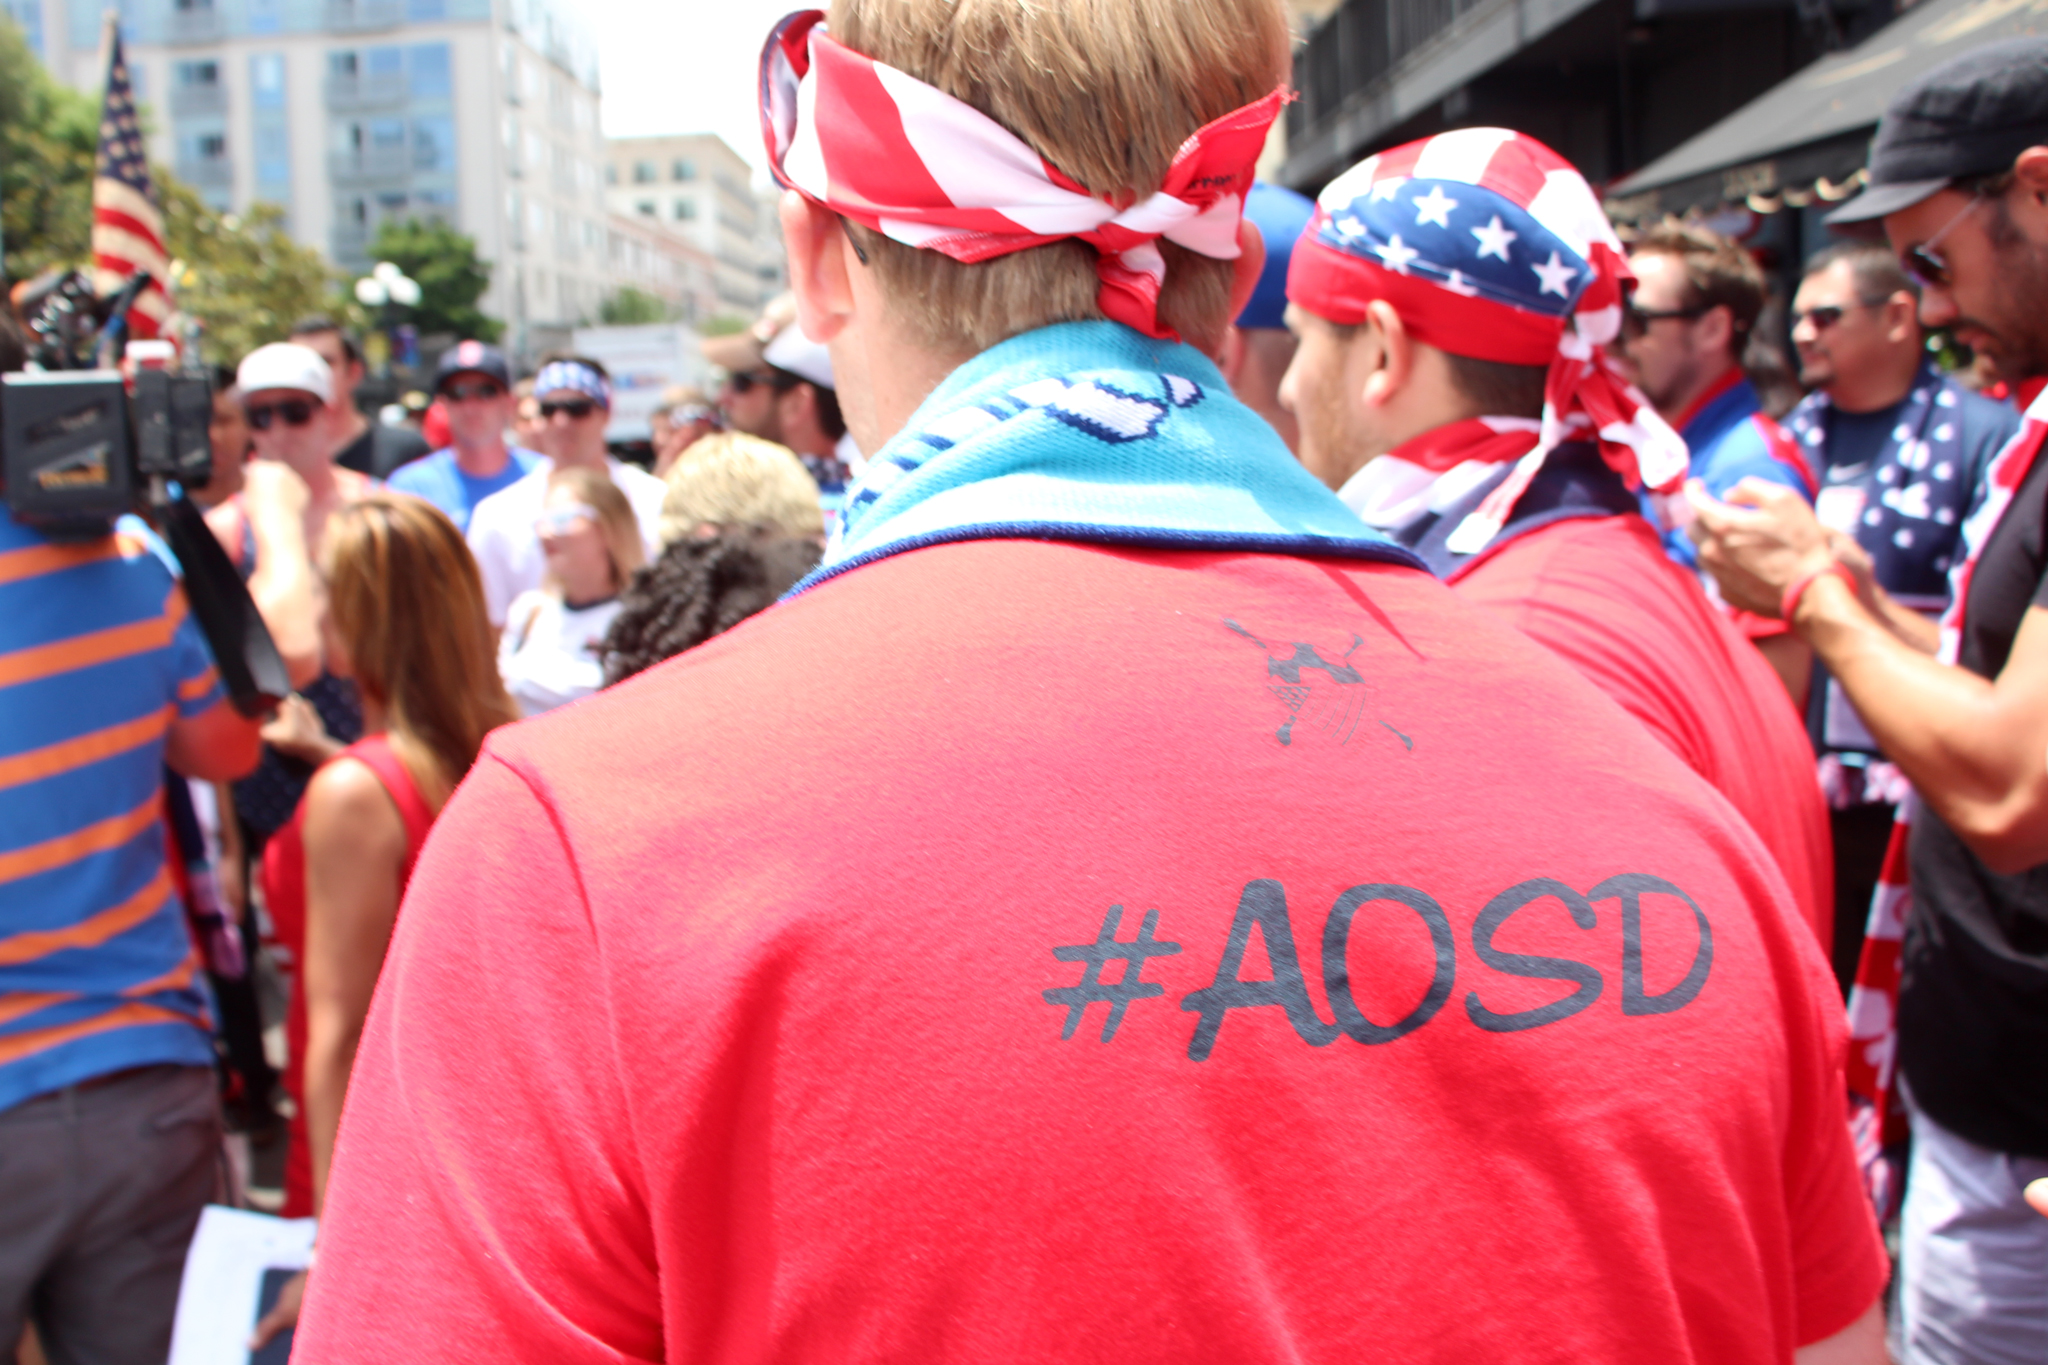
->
xmin=1284 ymin=128 xmax=1835 ymax=949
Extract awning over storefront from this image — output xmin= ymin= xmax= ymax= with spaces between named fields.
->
xmin=1605 ymin=0 xmax=2048 ymax=221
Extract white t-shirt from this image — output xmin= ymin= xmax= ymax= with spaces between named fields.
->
xmin=497 ymin=590 xmax=624 ymax=717
xmin=466 ymin=457 xmax=666 ymax=626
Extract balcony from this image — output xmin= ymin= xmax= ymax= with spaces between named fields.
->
xmin=165 ymin=7 xmax=222 ymax=42
xmin=328 ymin=146 xmax=411 ymax=182
xmin=168 ymin=82 xmax=226 ymax=116
xmin=325 ymin=0 xmax=401 ymax=30
xmin=176 ymin=156 xmax=232 ymax=188
xmin=323 ymin=71 xmax=408 ymax=109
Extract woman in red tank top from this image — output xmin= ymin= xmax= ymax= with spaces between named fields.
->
xmin=255 ymin=495 xmax=517 ymax=1345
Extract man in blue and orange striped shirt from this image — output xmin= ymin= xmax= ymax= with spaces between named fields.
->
xmin=0 ymin=508 xmax=261 ymax=1360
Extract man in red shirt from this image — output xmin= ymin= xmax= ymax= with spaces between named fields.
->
xmin=1280 ymin=129 xmax=1836 ymax=958
xmin=293 ymin=8 xmax=1882 ymax=1362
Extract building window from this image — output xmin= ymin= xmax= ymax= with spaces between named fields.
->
xmin=411 ymin=115 xmax=453 ymax=170
xmin=408 ymin=42 xmax=450 ymax=99
xmin=632 ymin=160 xmax=655 ymax=184
xmin=673 ymin=199 xmax=694 ymax=221
xmin=330 ymin=50 xmax=358 ymax=77
xmin=672 ymin=157 xmax=694 ymax=181
xmin=251 ymin=52 xmax=285 ymax=109
xmin=604 ymin=164 xmax=616 ymax=185
xmin=366 ymin=45 xmax=402 ymax=79
xmin=175 ymin=60 xmax=220 ymax=86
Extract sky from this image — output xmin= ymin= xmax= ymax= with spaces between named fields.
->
xmin=588 ymin=0 xmax=798 ymax=182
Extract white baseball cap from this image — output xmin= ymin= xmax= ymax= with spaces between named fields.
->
xmin=237 ymin=342 xmax=333 ymax=404
xmin=762 ymin=321 xmax=834 ymax=390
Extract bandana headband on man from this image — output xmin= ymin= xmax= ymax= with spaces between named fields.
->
xmin=534 ymin=359 xmax=611 ymax=410
xmin=759 ymin=9 xmax=1286 ymax=342
xmin=1286 ymin=128 xmax=1689 ymax=551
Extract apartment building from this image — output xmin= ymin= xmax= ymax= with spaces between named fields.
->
xmin=19 ymin=0 xmax=614 ymax=362
xmin=605 ymin=133 xmax=775 ymax=319
xmin=605 ymin=210 xmax=719 ymax=324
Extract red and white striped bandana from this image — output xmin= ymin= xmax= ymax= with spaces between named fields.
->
xmin=759 ymin=9 xmax=1286 ymax=342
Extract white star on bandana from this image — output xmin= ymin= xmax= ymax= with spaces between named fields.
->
xmin=1374 ymin=234 xmax=1421 ymax=274
xmin=1531 ymin=250 xmax=1578 ymax=297
xmin=1470 ymin=215 xmax=1517 ymax=262
xmin=1412 ymin=185 xmax=1457 ymax=229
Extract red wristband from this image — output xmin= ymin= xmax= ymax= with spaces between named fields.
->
xmin=1779 ymin=561 xmax=1857 ymax=624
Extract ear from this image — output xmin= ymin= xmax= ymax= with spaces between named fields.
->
xmin=1694 ymin=304 xmax=1735 ymax=360
xmin=1224 ymin=218 xmax=1267 ymax=326
xmin=2014 ymin=145 xmax=2048 ymax=204
xmin=1884 ymin=289 xmax=1919 ymax=345
xmin=1359 ymin=299 xmax=1410 ymax=409
xmin=781 ymin=191 xmax=856 ymax=344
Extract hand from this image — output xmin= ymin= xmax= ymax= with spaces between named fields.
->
xmin=248 ymin=1268 xmax=306 ymax=1350
xmin=262 ymin=695 xmax=338 ymax=765
xmin=1687 ymin=477 xmax=1836 ymax=618
xmin=2029 ymin=1178 xmax=2048 ymax=1219
xmin=241 ymin=457 xmax=312 ymax=520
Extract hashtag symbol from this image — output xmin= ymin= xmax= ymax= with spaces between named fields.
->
xmin=1043 ymin=906 xmax=1182 ymax=1042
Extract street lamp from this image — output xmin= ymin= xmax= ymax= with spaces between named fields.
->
xmin=354 ymin=261 xmax=422 ymax=373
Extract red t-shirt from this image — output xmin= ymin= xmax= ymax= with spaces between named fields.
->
xmin=1454 ymin=514 xmax=1834 ymax=949
xmin=295 ymin=540 xmax=1881 ymax=1363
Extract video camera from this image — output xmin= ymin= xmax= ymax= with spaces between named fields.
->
xmin=1 ymin=268 xmax=289 ymax=716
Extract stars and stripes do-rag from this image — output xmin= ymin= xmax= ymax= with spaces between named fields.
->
xmin=758 ymin=8 xmax=1285 ymax=343
xmin=1286 ymin=129 xmax=1690 ymax=552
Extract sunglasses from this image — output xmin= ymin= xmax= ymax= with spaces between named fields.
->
xmin=1790 ymin=301 xmax=1886 ymax=332
xmin=539 ymin=398 xmax=600 ymax=420
xmin=1902 ymin=193 xmax=1986 ymax=290
xmin=1620 ymin=302 xmax=1708 ymax=338
xmin=245 ymin=399 xmax=317 ymax=430
xmin=725 ymin=370 xmax=800 ymax=396
xmin=536 ymin=503 xmax=599 ymax=535
xmin=443 ymin=381 xmax=505 ymax=402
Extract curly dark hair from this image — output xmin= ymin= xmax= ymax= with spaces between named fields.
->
xmin=600 ymin=529 xmax=822 ymax=686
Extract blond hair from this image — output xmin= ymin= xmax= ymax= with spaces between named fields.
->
xmin=658 ymin=431 xmax=827 ymax=544
xmin=321 ymin=495 xmax=518 ymax=804
xmin=830 ymin=0 xmax=1290 ymax=355
xmin=542 ymin=466 xmax=646 ymax=594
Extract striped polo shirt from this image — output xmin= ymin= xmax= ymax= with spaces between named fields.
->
xmin=0 ymin=515 xmax=224 ymax=1112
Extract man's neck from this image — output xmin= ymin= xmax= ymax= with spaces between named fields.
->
xmin=328 ymin=403 xmax=368 ymax=456
xmin=288 ymin=453 xmax=339 ymax=504
xmin=550 ymin=446 xmax=608 ymax=473
xmin=450 ymin=436 xmax=512 ymax=478
xmin=1664 ymin=361 xmax=1744 ymax=431
xmin=1826 ymin=351 xmax=1922 ymax=415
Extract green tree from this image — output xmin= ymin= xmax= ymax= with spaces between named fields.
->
xmin=367 ymin=217 xmax=502 ymax=342
xmin=0 ymin=13 xmax=99 ymax=283
xmin=163 ymin=188 xmax=337 ymax=366
xmin=598 ymin=286 xmax=673 ymax=325
xmin=699 ymin=313 xmax=749 ymax=337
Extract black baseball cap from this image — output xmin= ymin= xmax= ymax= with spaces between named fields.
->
xmin=1828 ymin=37 xmax=2048 ymax=224
xmin=433 ymin=339 xmax=512 ymax=393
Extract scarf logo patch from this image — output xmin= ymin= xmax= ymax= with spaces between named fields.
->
xmin=836 ymin=371 xmax=1207 ymax=548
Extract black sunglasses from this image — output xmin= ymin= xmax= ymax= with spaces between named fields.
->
xmin=539 ymin=398 xmax=599 ymax=420
xmin=1901 ymin=193 xmax=1986 ymax=291
xmin=1621 ymin=302 xmax=1708 ymax=338
xmin=443 ymin=381 xmax=505 ymax=402
xmin=726 ymin=369 xmax=801 ymax=396
xmin=245 ymin=399 xmax=317 ymax=430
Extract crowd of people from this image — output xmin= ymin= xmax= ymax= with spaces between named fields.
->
xmin=3 ymin=1 xmax=2047 ymax=1361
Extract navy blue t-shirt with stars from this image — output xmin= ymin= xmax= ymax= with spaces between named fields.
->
xmin=1786 ymin=361 xmax=2020 ymax=613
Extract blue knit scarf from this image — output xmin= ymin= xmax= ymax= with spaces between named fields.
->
xmin=790 ymin=321 xmax=1421 ymax=595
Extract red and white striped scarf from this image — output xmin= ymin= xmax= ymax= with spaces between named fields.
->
xmin=758 ymin=9 xmax=1285 ymax=342
xmin=1845 ymin=382 xmax=2048 ymax=1214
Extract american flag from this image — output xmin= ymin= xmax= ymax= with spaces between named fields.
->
xmin=91 ymin=23 xmax=170 ymax=340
